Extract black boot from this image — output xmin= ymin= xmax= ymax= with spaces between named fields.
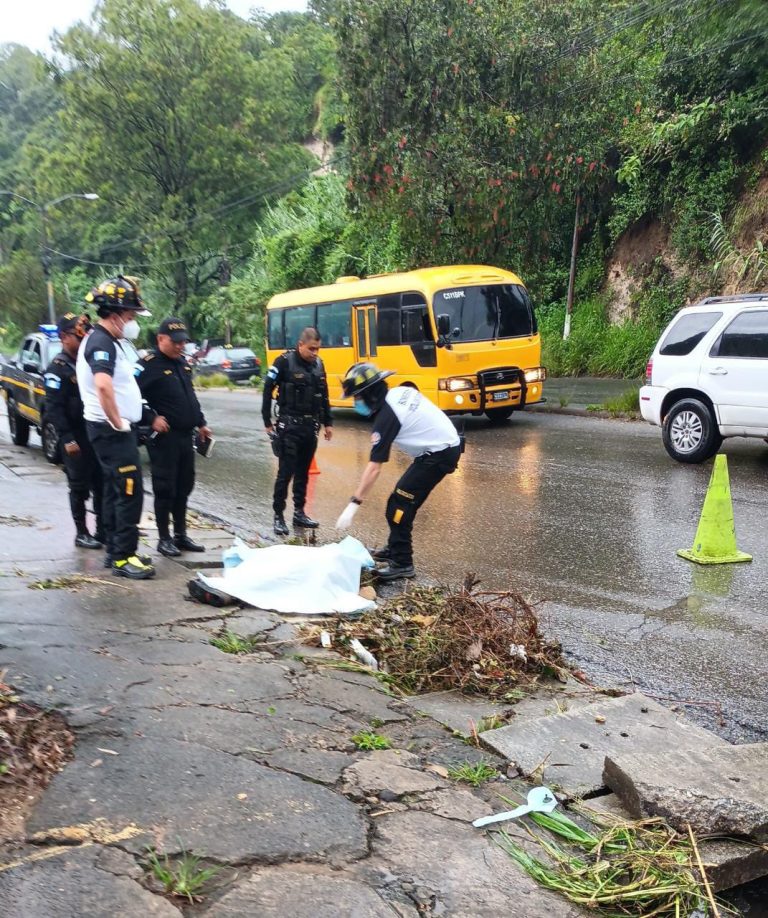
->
xmin=293 ymin=509 xmax=319 ymax=529
xmin=374 ymin=562 xmax=416 ymax=582
xmin=157 ymin=538 xmax=182 ymax=557
xmin=274 ymin=513 xmax=289 ymax=536
xmin=75 ymin=531 xmax=103 ymax=549
xmin=174 ymin=534 xmax=205 ymax=552
xmin=370 ymin=546 xmax=391 ymax=562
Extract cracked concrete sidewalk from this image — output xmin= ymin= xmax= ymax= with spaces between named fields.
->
xmin=0 ymin=442 xmax=593 ymax=917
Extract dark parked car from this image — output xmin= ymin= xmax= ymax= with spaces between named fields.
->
xmin=194 ymin=345 xmax=261 ymax=383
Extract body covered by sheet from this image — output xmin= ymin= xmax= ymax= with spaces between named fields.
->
xmin=199 ymin=536 xmax=375 ymax=616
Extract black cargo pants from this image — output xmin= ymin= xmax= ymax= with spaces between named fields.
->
xmin=147 ymin=428 xmax=195 ymax=539
xmin=385 ymin=445 xmax=461 ymax=567
xmin=272 ymin=417 xmax=318 ymax=515
xmin=87 ymin=422 xmax=144 ymax=560
xmin=62 ymin=429 xmax=103 ymax=536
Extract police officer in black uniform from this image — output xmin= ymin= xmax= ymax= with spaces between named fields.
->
xmin=44 ymin=312 xmax=103 ymax=549
xmin=137 ymin=317 xmax=212 ymax=557
xmin=262 ymin=327 xmax=333 ymax=535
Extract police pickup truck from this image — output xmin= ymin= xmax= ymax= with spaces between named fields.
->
xmin=0 ymin=325 xmax=63 ymax=462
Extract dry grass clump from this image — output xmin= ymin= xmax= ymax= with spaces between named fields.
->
xmin=309 ymin=574 xmax=567 ymax=697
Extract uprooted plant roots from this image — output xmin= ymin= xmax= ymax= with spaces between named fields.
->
xmin=307 ymin=574 xmax=567 ymax=697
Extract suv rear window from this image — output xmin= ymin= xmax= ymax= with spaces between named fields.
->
xmin=659 ymin=312 xmax=722 ymax=356
xmin=712 ymin=309 xmax=768 ymax=359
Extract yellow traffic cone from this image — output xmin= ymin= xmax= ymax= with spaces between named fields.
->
xmin=677 ymin=454 xmax=752 ymax=564
xmin=309 ymin=456 xmax=320 ymax=475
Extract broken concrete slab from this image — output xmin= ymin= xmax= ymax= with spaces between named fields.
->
xmin=342 ymin=749 xmax=448 ymax=799
xmin=264 ymin=749 xmax=358 ymax=785
xmin=405 ymin=681 xmax=599 ymax=738
xmin=404 ymin=690 xmax=510 ymax=737
xmin=481 ymin=693 xmax=727 ymax=797
xmin=415 ymin=787 xmax=493 ymax=823
xmin=604 ymin=742 xmax=768 ymax=841
xmin=367 ymin=810 xmax=585 ymax=917
xmin=206 ymin=867 xmax=395 ymax=917
xmin=0 ymin=846 xmax=181 ymax=918
xmin=25 ymin=735 xmax=369 ymax=864
xmin=298 ymin=673 xmax=408 ymax=724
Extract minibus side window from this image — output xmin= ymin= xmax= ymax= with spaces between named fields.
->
xmin=284 ymin=305 xmax=317 ymax=345
xmin=377 ymin=295 xmax=401 ymax=346
xmin=267 ymin=310 xmax=285 ymax=350
xmin=317 ymin=301 xmax=352 ymax=347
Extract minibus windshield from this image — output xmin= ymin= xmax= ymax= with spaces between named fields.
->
xmin=434 ymin=284 xmax=535 ymax=342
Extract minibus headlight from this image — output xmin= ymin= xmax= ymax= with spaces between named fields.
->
xmin=524 ymin=367 xmax=547 ymax=384
xmin=439 ymin=377 xmax=475 ymax=392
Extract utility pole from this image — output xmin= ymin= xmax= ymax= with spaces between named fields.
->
xmin=39 ymin=208 xmax=55 ymax=324
xmin=564 ymin=193 xmax=581 ymax=340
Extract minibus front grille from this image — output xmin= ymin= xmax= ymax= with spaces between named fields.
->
xmin=478 ymin=368 xmax=522 ymax=388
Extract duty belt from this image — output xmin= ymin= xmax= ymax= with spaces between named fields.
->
xmin=280 ymin=415 xmax=318 ymax=426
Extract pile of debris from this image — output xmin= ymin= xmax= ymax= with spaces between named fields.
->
xmin=307 ymin=575 xmax=567 ymax=697
xmin=0 ymin=678 xmax=74 ymax=840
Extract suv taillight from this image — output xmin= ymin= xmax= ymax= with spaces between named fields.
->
xmin=645 ymin=358 xmax=653 ymax=384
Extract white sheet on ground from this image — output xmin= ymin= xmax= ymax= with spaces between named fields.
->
xmin=198 ymin=536 xmax=376 ymax=616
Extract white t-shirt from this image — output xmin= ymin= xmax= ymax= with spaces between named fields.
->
xmin=370 ymin=386 xmax=461 ymax=461
xmin=77 ymin=325 xmax=143 ymax=423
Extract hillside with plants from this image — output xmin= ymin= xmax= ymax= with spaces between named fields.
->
xmin=1 ymin=0 xmax=766 ymax=377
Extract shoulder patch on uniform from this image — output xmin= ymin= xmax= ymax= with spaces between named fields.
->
xmin=164 ymin=369 xmax=172 ymax=375
xmin=44 ymin=373 xmax=61 ymax=390
xmin=93 ymin=350 xmax=111 ymax=362
xmin=267 ymin=366 xmax=279 ymax=380
xmin=371 ymin=432 xmax=381 ymax=446
xmin=144 ymin=353 xmax=155 ymax=361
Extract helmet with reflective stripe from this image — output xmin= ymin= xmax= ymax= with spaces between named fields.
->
xmin=85 ymin=275 xmax=151 ymax=316
xmin=341 ymin=362 xmax=394 ymax=398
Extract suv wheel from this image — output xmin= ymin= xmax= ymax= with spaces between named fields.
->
xmin=7 ymin=397 xmax=31 ymax=446
xmin=662 ymin=398 xmax=722 ymax=463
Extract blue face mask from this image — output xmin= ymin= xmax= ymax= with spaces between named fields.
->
xmin=354 ymin=398 xmax=373 ymax=417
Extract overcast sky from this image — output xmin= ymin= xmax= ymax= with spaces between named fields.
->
xmin=3 ymin=0 xmax=309 ymax=54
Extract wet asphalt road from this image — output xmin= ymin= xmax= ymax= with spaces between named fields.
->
xmin=190 ymin=388 xmax=768 ymax=744
xmin=3 ymin=388 xmax=766 ymax=742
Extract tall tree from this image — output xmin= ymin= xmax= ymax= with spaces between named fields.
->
xmin=40 ymin=0 xmax=315 ymax=310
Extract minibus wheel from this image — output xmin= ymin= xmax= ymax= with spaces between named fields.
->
xmin=485 ymin=407 xmax=514 ymax=423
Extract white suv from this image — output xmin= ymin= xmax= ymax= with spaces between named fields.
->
xmin=640 ymin=293 xmax=768 ymax=463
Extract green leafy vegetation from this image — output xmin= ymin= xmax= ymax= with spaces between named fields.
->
xmin=350 ymin=731 xmax=392 ymax=751
xmin=447 ymin=761 xmax=498 ymax=787
xmin=194 ymin=373 xmax=234 ymax=390
xmin=2 ymin=0 xmax=766 ymax=374
xmin=210 ymin=631 xmax=261 ymax=654
xmin=145 ymin=848 xmax=220 ymax=903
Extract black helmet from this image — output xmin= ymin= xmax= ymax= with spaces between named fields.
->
xmin=341 ymin=362 xmax=394 ymax=398
xmin=85 ymin=275 xmax=151 ymax=316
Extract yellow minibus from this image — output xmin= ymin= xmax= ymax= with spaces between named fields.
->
xmin=265 ymin=264 xmax=545 ymax=420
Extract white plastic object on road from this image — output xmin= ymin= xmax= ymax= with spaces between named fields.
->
xmin=198 ymin=536 xmax=375 ymax=617
xmin=472 ymin=786 xmax=557 ymax=828
xmin=335 ymin=501 xmax=360 ymax=530
xmin=320 ymin=630 xmax=332 ymax=648
xmin=509 ymin=643 xmax=527 ymax=663
xmin=349 ymin=638 xmax=378 ymax=670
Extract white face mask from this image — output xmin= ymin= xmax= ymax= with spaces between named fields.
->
xmin=121 ymin=318 xmax=140 ymax=340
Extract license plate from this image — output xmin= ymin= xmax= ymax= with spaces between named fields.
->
xmin=492 ymin=390 xmax=509 ymax=401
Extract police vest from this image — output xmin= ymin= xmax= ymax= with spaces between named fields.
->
xmin=277 ymin=351 xmax=324 ymax=419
